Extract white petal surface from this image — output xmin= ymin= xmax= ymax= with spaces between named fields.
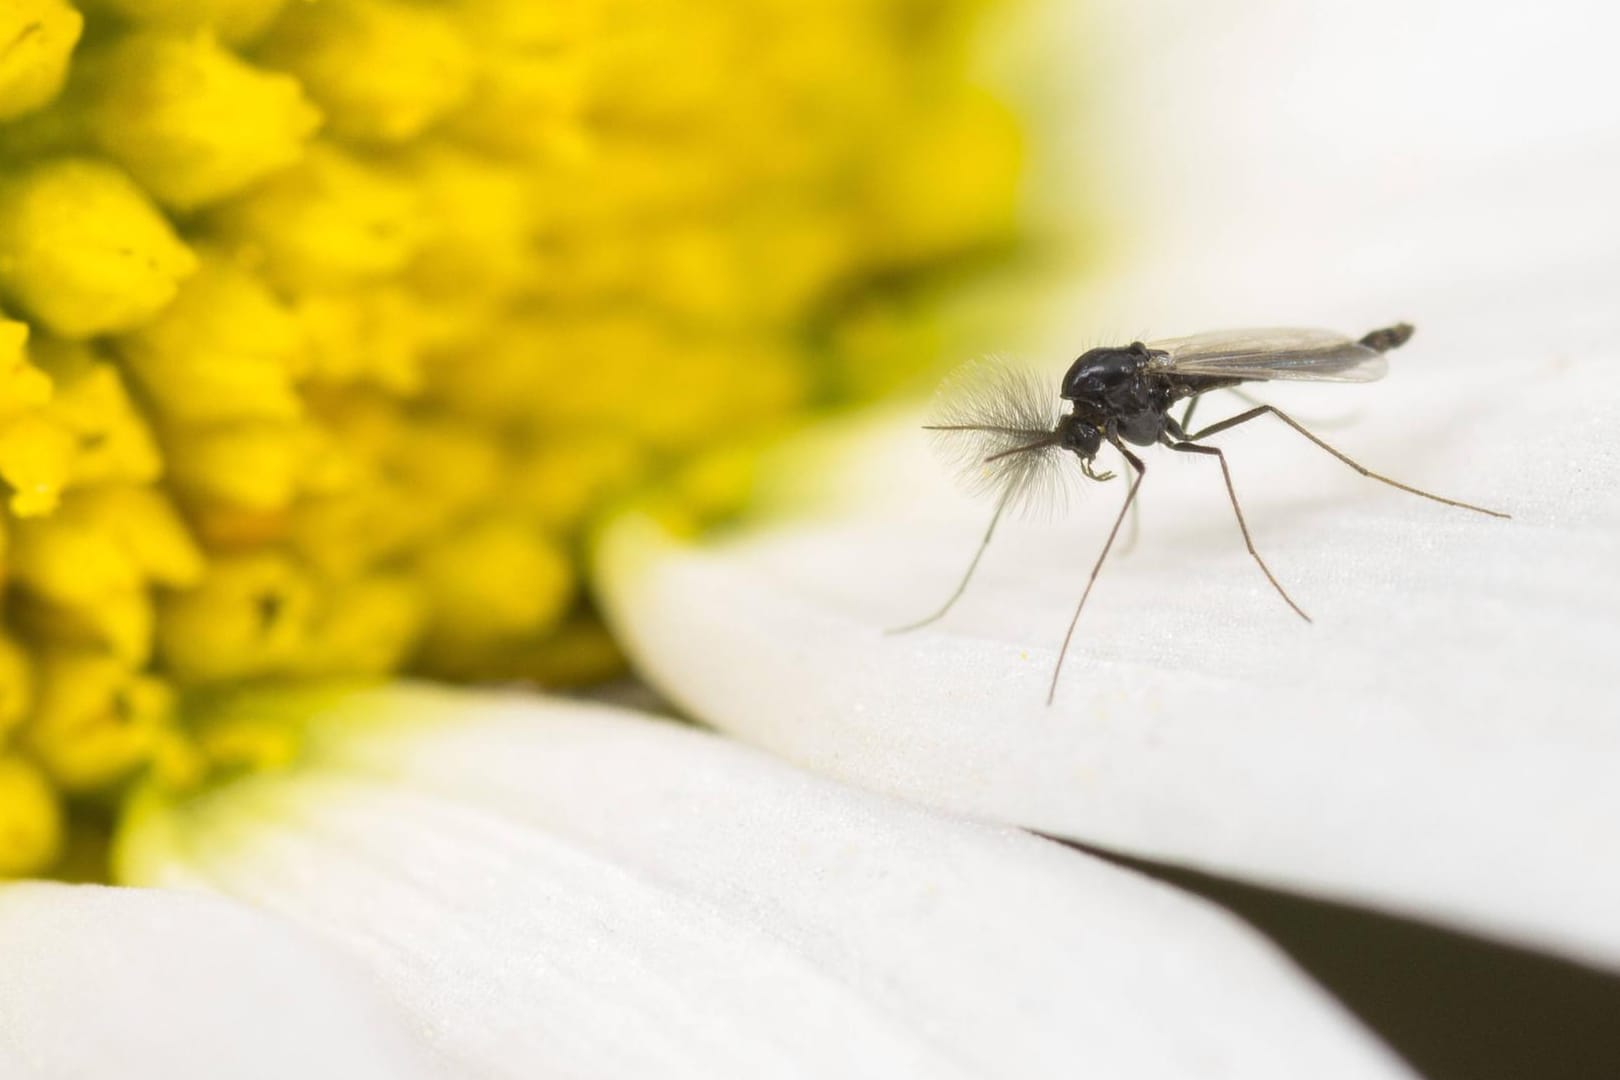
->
xmin=119 ymin=686 xmax=1407 ymax=1080
xmin=598 ymin=0 xmax=1620 ymax=968
xmin=0 ymin=882 xmax=438 ymax=1080
xmin=597 ymin=362 xmax=1619 ymax=968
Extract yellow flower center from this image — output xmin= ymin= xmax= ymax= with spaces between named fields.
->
xmin=0 ymin=0 xmax=1024 ymax=877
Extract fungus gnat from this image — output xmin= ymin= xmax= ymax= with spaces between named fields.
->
xmin=894 ymin=323 xmax=1509 ymax=705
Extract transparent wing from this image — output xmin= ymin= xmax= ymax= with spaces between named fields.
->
xmin=1145 ymin=327 xmax=1389 ymax=383
xmin=924 ymin=357 xmax=1078 ymax=517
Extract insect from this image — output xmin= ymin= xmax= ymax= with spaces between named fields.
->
xmin=894 ymin=323 xmax=1509 ymax=704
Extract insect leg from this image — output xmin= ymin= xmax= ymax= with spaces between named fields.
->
xmin=1119 ymin=482 xmax=1143 ymax=556
xmin=1167 ymin=440 xmax=1310 ymax=622
xmin=1178 ymin=395 xmax=1200 ymax=433
xmin=1186 ymin=406 xmax=1510 ymax=518
xmin=888 ymin=483 xmax=1013 ymax=634
xmin=1048 ymin=438 xmax=1145 ymax=705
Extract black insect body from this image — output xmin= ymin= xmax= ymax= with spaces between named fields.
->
xmin=897 ymin=322 xmax=1508 ymax=704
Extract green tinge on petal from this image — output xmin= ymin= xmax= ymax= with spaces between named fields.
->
xmin=114 ymin=678 xmax=382 ymax=883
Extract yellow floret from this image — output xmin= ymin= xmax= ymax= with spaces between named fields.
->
xmin=157 ymin=549 xmax=419 ymax=688
xmin=0 ymin=0 xmax=84 ymax=122
xmin=287 ymin=572 xmax=423 ymax=678
xmin=144 ymin=727 xmax=208 ymax=792
xmin=257 ymin=0 xmax=473 ymax=144
xmin=116 ymin=250 xmax=306 ymax=424
xmin=402 ymin=143 xmax=536 ymax=304
xmin=0 ymin=633 xmax=35 ymax=734
xmin=28 ymin=337 xmax=164 ymax=490
xmin=0 ymin=316 xmax=51 ymax=418
xmin=446 ymin=0 xmax=587 ymax=160
xmin=294 ymin=286 xmax=425 ymax=393
xmin=205 ymin=142 xmax=422 ymax=292
xmin=0 ymin=157 xmax=196 ymax=338
xmin=413 ymin=516 xmax=573 ymax=676
xmin=81 ymin=0 xmax=291 ymax=45
xmin=75 ymin=30 xmax=322 ymax=210
xmin=378 ymin=414 xmax=503 ymax=526
xmin=0 ymin=413 xmax=75 ymax=516
xmin=25 ymin=649 xmax=173 ymax=792
xmin=162 ymin=420 xmax=317 ymax=512
xmin=282 ymin=400 xmax=490 ymax=576
xmin=0 ymin=754 xmax=62 ymax=876
xmin=288 ymin=488 xmax=411 ymax=580
xmin=67 ymin=486 xmax=205 ymax=586
xmin=10 ymin=505 xmax=152 ymax=660
xmin=510 ymin=434 xmax=644 ymax=532
xmin=8 ymin=485 xmax=200 ymax=662
xmin=156 ymin=550 xmax=314 ymax=683
xmin=453 ymin=0 xmax=581 ymax=49
xmin=587 ymin=1 xmax=733 ymax=125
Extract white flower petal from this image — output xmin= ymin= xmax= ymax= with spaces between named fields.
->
xmin=596 ymin=338 xmax=1620 ymax=970
xmin=120 ymin=687 xmax=1408 ymax=1079
xmin=0 ymin=881 xmax=438 ymax=1080
xmin=597 ymin=0 xmax=1620 ymax=971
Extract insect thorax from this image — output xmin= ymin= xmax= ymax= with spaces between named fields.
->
xmin=1061 ymin=343 xmax=1175 ymax=448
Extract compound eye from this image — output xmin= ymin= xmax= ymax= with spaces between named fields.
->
xmin=1129 ymin=341 xmax=1149 ymax=356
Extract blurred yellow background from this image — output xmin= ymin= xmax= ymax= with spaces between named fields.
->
xmin=0 ymin=0 xmax=1040 ymax=877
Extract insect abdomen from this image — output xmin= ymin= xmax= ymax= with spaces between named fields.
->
xmin=1357 ymin=323 xmax=1415 ymax=353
